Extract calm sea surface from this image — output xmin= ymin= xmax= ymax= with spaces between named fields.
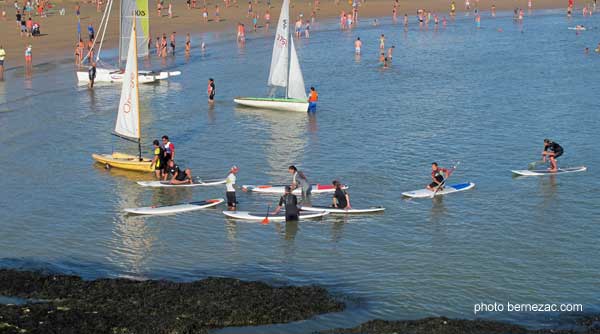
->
xmin=0 ymin=8 xmax=599 ymax=333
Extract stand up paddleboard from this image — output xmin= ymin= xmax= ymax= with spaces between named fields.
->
xmin=222 ymin=210 xmax=329 ymax=221
xmin=402 ymin=182 xmax=475 ymax=199
xmin=137 ymin=179 xmax=227 ymax=187
xmin=511 ymin=166 xmax=586 ymax=176
xmin=242 ymin=184 xmax=347 ymax=194
xmin=124 ymin=198 xmax=224 ymax=215
xmin=568 ymin=26 xmax=586 ymax=31
xmin=300 ymin=206 xmax=385 ymax=214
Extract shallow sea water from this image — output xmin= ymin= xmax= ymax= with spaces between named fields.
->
xmin=0 ymin=8 xmax=599 ymax=333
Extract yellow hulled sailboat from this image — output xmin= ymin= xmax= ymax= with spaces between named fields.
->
xmin=92 ymin=20 xmax=153 ymax=172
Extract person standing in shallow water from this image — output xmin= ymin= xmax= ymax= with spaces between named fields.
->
xmin=207 ymin=78 xmax=215 ymax=103
xmin=288 ymin=165 xmax=312 ymax=203
xmin=308 ymin=87 xmax=318 ymax=112
xmin=88 ymin=62 xmax=96 ymax=88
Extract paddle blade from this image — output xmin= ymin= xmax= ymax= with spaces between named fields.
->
xmin=261 ymin=217 xmax=269 ymax=225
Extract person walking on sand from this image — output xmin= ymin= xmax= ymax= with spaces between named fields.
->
xmin=168 ymin=1 xmax=173 ymax=18
xmin=0 ymin=45 xmax=5 ymax=81
xmin=202 ymin=6 xmax=208 ymax=22
xmin=207 ymin=78 xmax=215 ymax=103
xmin=215 ymin=5 xmax=220 ymax=22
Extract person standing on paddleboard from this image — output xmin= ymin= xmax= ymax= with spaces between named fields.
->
xmin=542 ymin=139 xmax=563 ymax=172
xmin=164 ymin=160 xmax=193 ymax=184
xmin=273 ymin=186 xmax=300 ymax=222
xmin=150 ymin=139 xmax=166 ymax=179
xmin=226 ymin=166 xmax=239 ymax=211
xmin=332 ymin=180 xmax=351 ymax=209
xmin=427 ymin=162 xmax=450 ymax=191
xmin=288 ymin=165 xmax=312 ymax=203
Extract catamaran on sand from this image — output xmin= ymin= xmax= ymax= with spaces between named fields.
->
xmin=77 ymin=0 xmax=180 ymax=84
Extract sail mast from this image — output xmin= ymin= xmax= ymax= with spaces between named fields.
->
xmin=133 ymin=18 xmax=141 ymax=160
xmin=285 ymin=9 xmax=292 ymax=98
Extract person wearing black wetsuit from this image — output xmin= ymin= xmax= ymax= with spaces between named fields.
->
xmin=542 ymin=139 xmax=563 ymax=172
xmin=164 ymin=159 xmax=193 ymax=184
xmin=273 ymin=186 xmax=300 ymax=221
xmin=332 ymin=180 xmax=351 ymax=209
xmin=427 ymin=162 xmax=450 ymax=191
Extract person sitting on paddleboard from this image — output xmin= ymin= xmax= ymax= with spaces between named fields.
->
xmin=226 ymin=166 xmax=239 ymax=211
xmin=272 ymin=186 xmax=300 ymax=222
xmin=288 ymin=165 xmax=312 ymax=203
xmin=542 ymin=139 xmax=563 ymax=172
xmin=150 ymin=139 xmax=166 ymax=179
xmin=427 ymin=162 xmax=450 ymax=191
xmin=164 ymin=160 xmax=192 ymax=184
xmin=332 ymin=180 xmax=351 ymax=209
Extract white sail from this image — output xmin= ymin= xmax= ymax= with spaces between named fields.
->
xmin=120 ymin=0 xmax=149 ymax=62
xmin=114 ymin=24 xmax=140 ymax=140
xmin=287 ymin=38 xmax=307 ymax=99
xmin=267 ymin=0 xmax=290 ymax=88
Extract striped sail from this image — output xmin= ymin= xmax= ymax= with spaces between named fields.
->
xmin=120 ymin=0 xmax=149 ymax=62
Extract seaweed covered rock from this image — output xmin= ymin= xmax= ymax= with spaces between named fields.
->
xmin=0 ymin=269 xmax=344 ymax=333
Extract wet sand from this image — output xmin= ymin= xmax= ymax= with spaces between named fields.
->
xmin=0 ymin=0 xmax=568 ymax=68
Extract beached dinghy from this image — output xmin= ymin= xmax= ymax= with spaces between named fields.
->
xmin=92 ymin=21 xmax=153 ymax=172
xmin=76 ymin=0 xmax=180 ymax=85
xmin=234 ymin=0 xmax=309 ymax=112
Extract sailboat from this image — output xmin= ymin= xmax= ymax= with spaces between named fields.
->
xmin=92 ymin=20 xmax=154 ymax=172
xmin=234 ymin=0 xmax=309 ymax=112
xmin=76 ymin=0 xmax=180 ymax=85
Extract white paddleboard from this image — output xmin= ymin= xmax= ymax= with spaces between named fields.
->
xmin=402 ymin=182 xmax=475 ymax=198
xmin=511 ymin=166 xmax=587 ymax=176
xmin=568 ymin=26 xmax=586 ymax=31
xmin=242 ymin=184 xmax=347 ymax=194
xmin=137 ymin=178 xmax=226 ymax=187
xmin=300 ymin=206 xmax=385 ymax=214
xmin=124 ymin=198 xmax=224 ymax=215
xmin=222 ymin=210 xmax=329 ymax=221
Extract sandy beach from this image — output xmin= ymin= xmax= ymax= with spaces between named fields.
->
xmin=0 ymin=0 xmax=569 ymax=68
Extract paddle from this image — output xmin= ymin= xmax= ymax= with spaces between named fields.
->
xmin=261 ymin=205 xmax=270 ymax=225
xmin=431 ymin=161 xmax=460 ymax=198
xmin=528 ymin=160 xmax=546 ymax=170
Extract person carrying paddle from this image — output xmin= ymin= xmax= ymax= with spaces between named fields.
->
xmin=542 ymin=139 xmax=563 ymax=172
xmin=288 ymin=165 xmax=312 ymax=202
xmin=272 ymin=186 xmax=300 ymax=222
xmin=225 ymin=166 xmax=239 ymax=211
xmin=427 ymin=162 xmax=450 ymax=191
xmin=332 ymin=180 xmax=351 ymax=209
xmin=164 ymin=160 xmax=192 ymax=184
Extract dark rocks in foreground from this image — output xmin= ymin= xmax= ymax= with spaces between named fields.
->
xmin=320 ymin=316 xmax=600 ymax=334
xmin=0 ymin=269 xmax=344 ymax=334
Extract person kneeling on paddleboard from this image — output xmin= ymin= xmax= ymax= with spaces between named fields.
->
xmin=273 ymin=186 xmax=300 ymax=222
xmin=427 ymin=162 xmax=450 ymax=191
xmin=542 ymin=139 xmax=563 ymax=172
xmin=332 ymin=180 xmax=351 ymax=209
xmin=164 ymin=160 xmax=193 ymax=184
xmin=226 ymin=166 xmax=239 ymax=211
